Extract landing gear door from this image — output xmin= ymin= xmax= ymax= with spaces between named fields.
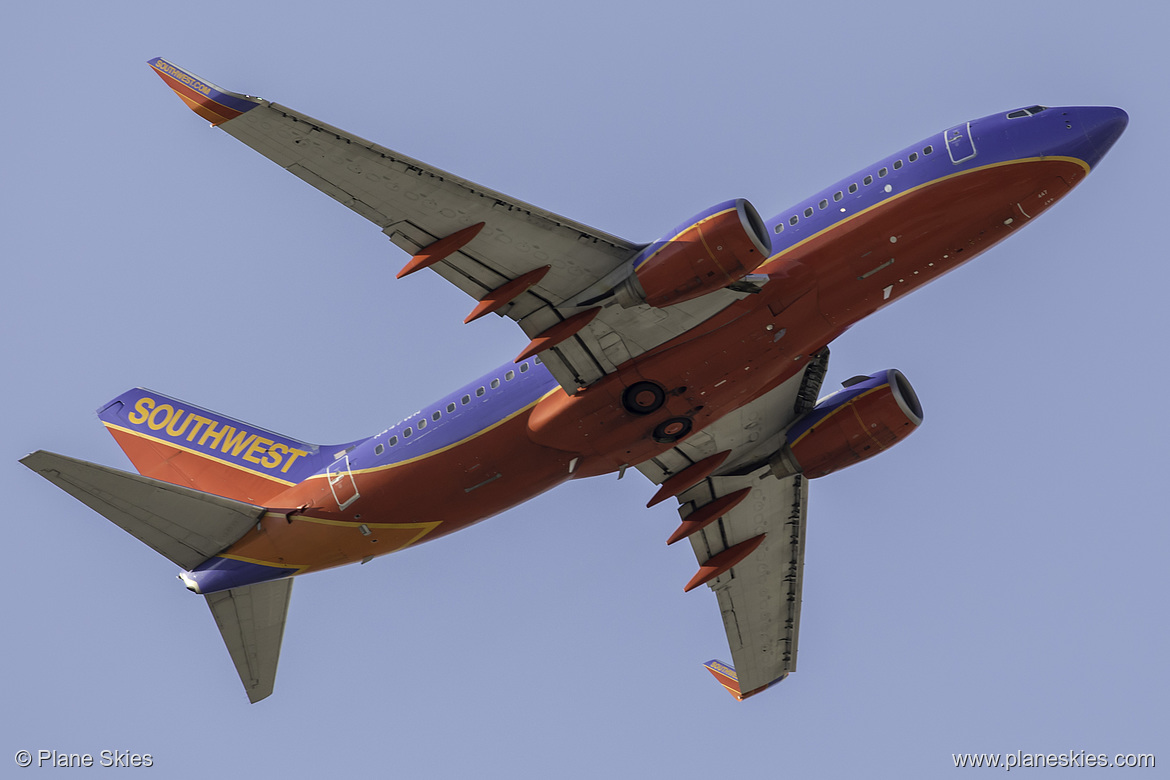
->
xmin=327 ymin=453 xmax=359 ymax=511
xmin=945 ymin=122 xmax=977 ymax=164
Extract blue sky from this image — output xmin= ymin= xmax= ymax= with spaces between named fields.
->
xmin=4 ymin=1 xmax=1166 ymax=776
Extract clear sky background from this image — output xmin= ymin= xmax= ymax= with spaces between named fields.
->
xmin=4 ymin=1 xmax=1166 ymax=777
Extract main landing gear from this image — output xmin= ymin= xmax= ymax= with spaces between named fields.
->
xmin=621 ymin=381 xmax=666 ymax=415
xmin=652 ymin=417 xmax=693 ymax=443
xmin=621 ymin=381 xmax=694 ymax=444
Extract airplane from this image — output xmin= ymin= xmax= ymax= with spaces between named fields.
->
xmin=21 ymin=58 xmax=1127 ymax=703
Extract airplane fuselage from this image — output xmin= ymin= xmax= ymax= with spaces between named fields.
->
xmin=168 ymin=105 xmax=1125 ymax=594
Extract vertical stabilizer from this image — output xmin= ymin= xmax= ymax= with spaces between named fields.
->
xmin=98 ymin=388 xmax=358 ymax=505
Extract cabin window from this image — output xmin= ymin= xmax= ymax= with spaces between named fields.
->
xmin=375 ymin=444 xmax=384 ymax=455
xmin=519 ymin=362 xmax=529 ymax=373
xmin=461 ymin=394 xmax=471 ymax=405
xmin=878 ymin=167 xmax=888 ymax=177
xmin=909 ymin=152 xmax=918 ymax=162
xmin=490 ymin=378 xmax=500 ymax=389
xmin=789 ymin=215 xmax=799 ymax=226
xmin=534 ymin=356 xmax=542 ymax=364
xmin=893 ymin=160 xmax=903 ymax=170
xmin=833 ymin=191 xmax=843 ymax=202
xmin=863 ymin=175 xmax=873 ymax=185
xmin=446 ymin=402 xmax=456 ymax=413
xmin=476 ymin=386 xmax=485 ymax=397
xmin=923 ymin=145 xmax=933 ymax=155
xmin=803 ymin=207 xmax=813 ymax=218
xmin=417 ymin=418 xmax=427 ymax=430
xmin=818 ymin=199 xmax=828 ymax=210
xmin=403 ymin=427 xmax=412 ymax=438
xmin=388 ymin=435 xmax=398 ymax=446
xmin=848 ymin=183 xmax=858 ymax=193
xmin=505 ymin=370 xmax=515 ymax=381
xmin=432 ymin=411 xmax=442 ymax=421
xmin=774 ymin=222 xmax=784 ymax=234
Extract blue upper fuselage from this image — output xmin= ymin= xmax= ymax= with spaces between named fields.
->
xmin=342 ymin=356 xmax=559 ymax=474
xmin=336 ymin=106 xmax=1127 ymax=475
xmin=762 ymin=105 xmax=1127 ymax=251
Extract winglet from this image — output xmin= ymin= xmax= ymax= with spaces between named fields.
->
xmin=147 ymin=58 xmax=262 ymax=125
xmin=704 ymin=659 xmax=744 ymax=700
xmin=703 ymin=659 xmax=788 ymax=701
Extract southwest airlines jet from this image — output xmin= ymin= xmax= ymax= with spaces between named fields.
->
xmin=21 ymin=59 xmax=1127 ymax=703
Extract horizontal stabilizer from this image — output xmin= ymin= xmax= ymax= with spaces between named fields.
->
xmin=206 ymin=578 xmax=293 ymax=703
xmin=21 ymin=450 xmax=264 ymax=570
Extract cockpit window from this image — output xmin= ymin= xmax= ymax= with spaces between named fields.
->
xmin=1007 ymin=105 xmax=1048 ymax=119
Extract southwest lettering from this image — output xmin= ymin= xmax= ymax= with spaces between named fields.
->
xmin=122 ymin=395 xmax=311 ymax=474
xmin=199 ymin=421 xmax=230 ymax=449
xmin=155 ymin=61 xmax=212 ymax=96
xmin=147 ymin=403 xmax=175 ymax=431
xmin=281 ymin=447 xmax=309 ymax=473
xmin=261 ymin=442 xmax=287 ymax=469
xmin=242 ymin=436 xmax=274 ymax=464
xmin=221 ymin=428 xmax=257 ymax=457
xmin=128 ymin=396 xmax=154 ymax=425
xmin=185 ymin=414 xmax=210 ymax=442
xmin=165 ymin=408 xmax=192 ymax=438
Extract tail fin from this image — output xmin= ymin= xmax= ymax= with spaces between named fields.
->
xmin=22 ymin=450 xmax=291 ymax=703
xmin=98 ymin=388 xmax=353 ymax=505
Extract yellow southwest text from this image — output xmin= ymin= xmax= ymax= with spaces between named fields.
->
xmin=127 ymin=396 xmax=308 ymax=473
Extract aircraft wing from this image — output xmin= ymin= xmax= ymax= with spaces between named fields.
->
xmin=635 ymin=349 xmax=828 ymax=697
xmin=148 ymin=58 xmax=749 ymax=394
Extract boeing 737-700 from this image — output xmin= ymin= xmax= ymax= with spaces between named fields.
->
xmin=21 ymin=59 xmax=1127 ymax=702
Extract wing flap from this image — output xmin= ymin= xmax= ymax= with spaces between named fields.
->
xmin=636 ymin=351 xmax=828 ymax=696
xmin=206 ymin=578 xmax=293 ymax=703
xmin=20 ymin=451 xmax=263 ymax=570
xmin=685 ymin=472 xmax=808 ymax=692
xmin=154 ymin=59 xmax=772 ymax=396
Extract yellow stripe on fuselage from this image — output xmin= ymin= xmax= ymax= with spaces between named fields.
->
xmin=328 ymin=387 xmax=560 ymax=479
xmin=756 ymin=156 xmax=1090 ymax=275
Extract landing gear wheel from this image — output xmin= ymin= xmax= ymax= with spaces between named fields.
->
xmin=622 ymin=381 xmax=666 ymax=415
xmin=653 ymin=417 xmax=693 ymax=443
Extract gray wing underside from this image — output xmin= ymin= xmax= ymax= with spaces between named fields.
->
xmin=635 ymin=349 xmax=828 ymax=694
xmin=214 ymin=99 xmax=749 ymax=393
xmin=19 ymin=450 xmax=263 ymax=570
xmin=683 ymin=472 xmax=808 ymax=692
xmin=22 ymin=450 xmax=292 ymax=703
xmin=206 ymin=579 xmax=294 ymax=703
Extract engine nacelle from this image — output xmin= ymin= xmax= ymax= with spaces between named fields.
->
xmin=611 ymin=198 xmax=772 ymax=308
xmin=768 ymin=369 xmax=923 ymax=480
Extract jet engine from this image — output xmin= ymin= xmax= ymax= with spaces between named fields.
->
xmin=605 ymin=199 xmax=773 ymax=308
xmin=768 ymin=369 xmax=923 ymax=480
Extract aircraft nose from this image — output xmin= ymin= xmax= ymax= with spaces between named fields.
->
xmin=1064 ymin=106 xmax=1128 ymax=169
